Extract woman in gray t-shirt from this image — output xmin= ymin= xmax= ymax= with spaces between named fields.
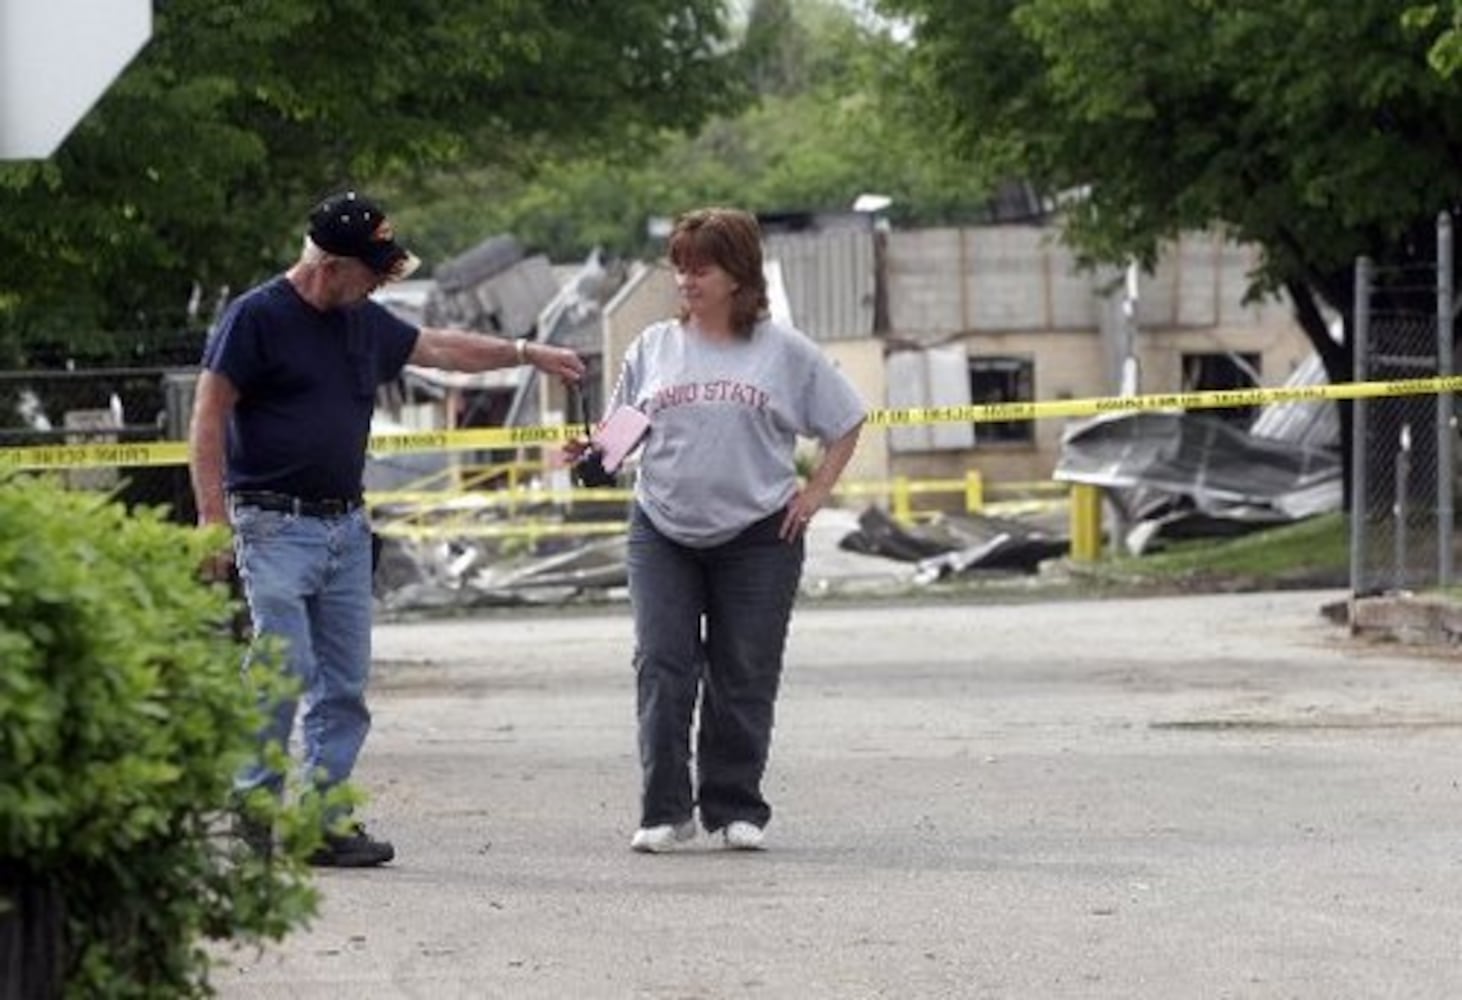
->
xmin=602 ymin=207 xmax=866 ymax=854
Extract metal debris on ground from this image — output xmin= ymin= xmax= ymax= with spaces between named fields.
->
xmin=369 ymin=498 xmax=1072 ymax=613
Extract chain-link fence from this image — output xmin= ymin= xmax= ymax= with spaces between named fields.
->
xmin=1352 ymin=229 xmax=1457 ymax=594
xmin=0 ymin=366 xmax=199 ymax=522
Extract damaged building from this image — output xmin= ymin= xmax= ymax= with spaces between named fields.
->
xmin=363 ymin=213 xmax=1328 ymax=607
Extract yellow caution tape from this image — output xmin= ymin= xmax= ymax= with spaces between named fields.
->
xmin=0 ymin=426 xmax=582 ymax=471
xmin=3 ymin=375 xmax=1459 ymax=471
xmin=364 ymin=425 xmax=581 ymax=455
xmin=0 ymin=441 xmax=191 ymax=471
xmin=863 ymin=375 xmax=1462 ymax=427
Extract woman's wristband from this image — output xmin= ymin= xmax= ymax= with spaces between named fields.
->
xmin=515 ymin=338 xmax=529 ymax=365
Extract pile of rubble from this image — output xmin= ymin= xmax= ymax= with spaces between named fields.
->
xmin=369 ymin=499 xmax=1076 ymax=615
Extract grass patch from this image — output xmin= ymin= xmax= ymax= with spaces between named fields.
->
xmin=1101 ymin=513 xmax=1348 ymax=586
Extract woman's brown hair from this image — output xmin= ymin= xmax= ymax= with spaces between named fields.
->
xmin=668 ymin=207 xmax=769 ymax=339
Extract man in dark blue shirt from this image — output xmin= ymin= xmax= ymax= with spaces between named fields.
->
xmin=189 ymin=191 xmax=585 ymax=867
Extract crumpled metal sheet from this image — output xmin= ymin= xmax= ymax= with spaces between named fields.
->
xmin=375 ymin=533 xmax=630 ymax=613
xmin=1053 ymin=411 xmax=1341 ymax=514
xmin=838 ymin=506 xmax=1068 ymax=577
xmin=1053 ymin=410 xmax=1342 ymax=553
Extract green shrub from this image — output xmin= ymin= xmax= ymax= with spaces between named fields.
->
xmin=0 ymin=475 xmax=321 ymax=997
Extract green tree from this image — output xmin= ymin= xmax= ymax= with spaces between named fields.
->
xmin=398 ymin=0 xmax=995 ymax=264
xmin=0 ymin=0 xmax=741 ymax=349
xmin=1410 ymin=2 xmax=1462 ymax=74
xmin=742 ymin=0 xmax=812 ymax=95
xmin=882 ymin=0 xmax=1462 ymax=389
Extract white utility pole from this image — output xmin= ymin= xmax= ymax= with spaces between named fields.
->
xmin=1118 ymin=259 xmax=1141 ymax=396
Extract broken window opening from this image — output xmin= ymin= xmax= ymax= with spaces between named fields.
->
xmin=1181 ymin=352 xmax=1260 ymax=428
xmin=970 ymin=356 xmax=1035 ymax=444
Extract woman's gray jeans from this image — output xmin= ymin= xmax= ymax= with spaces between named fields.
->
xmin=626 ymin=504 xmax=804 ymax=832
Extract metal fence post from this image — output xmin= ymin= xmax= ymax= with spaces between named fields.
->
xmin=1438 ymin=212 xmax=1455 ymax=587
xmin=1351 ymin=257 xmax=1371 ymax=597
xmin=1396 ymin=423 xmax=1413 ymax=591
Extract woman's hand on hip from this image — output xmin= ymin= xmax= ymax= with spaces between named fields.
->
xmin=779 ymin=489 xmax=825 ymax=542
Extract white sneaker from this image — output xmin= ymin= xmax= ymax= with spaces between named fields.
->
xmin=630 ymin=820 xmax=696 ymax=853
xmin=721 ymin=820 xmax=766 ymax=851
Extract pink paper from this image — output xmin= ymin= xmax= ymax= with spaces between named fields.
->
xmin=591 ymin=406 xmax=650 ymax=472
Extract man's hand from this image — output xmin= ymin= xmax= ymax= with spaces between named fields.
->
xmin=197 ymin=546 xmax=235 ymax=585
xmin=527 ymin=342 xmax=587 ymax=383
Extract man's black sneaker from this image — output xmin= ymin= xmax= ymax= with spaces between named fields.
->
xmin=307 ymin=824 xmax=395 ymax=868
xmin=233 ymin=814 xmax=273 ymax=860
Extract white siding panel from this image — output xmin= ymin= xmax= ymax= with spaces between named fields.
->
xmin=927 ymin=344 xmax=976 ymax=450
xmin=885 ymin=350 xmax=931 ymax=452
xmin=765 ymin=258 xmax=792 ymax=325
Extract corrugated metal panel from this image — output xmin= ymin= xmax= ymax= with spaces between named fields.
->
xmin=764 ymin=229 xmax=876 ymax=341
xmin=1250 ymin=353 xmax=1339 ymax=449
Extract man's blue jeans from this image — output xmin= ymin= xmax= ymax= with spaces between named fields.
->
xmin=627 ymin=504 xmax=804 ymax=832
xmin=230 ymin=503 xmax=374 ymax=798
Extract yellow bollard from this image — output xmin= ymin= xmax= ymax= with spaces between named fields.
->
xmin=892 ymin=476 xmax=913 ymax=526
xmin=1069 ymin=483 xmax=1103 ymax=562
xmin=964 ymin=469 xmax=984 ymax=515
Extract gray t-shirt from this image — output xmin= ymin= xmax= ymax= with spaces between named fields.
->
xmin=612 ymin=318 xmax=867 ymax=547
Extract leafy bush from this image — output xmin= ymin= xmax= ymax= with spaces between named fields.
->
xmin=0 ymin=476 xmax=320 ymax=997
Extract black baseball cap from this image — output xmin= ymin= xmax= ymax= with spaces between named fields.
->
xmin=308 ymin=191 xmax=421 ymax=281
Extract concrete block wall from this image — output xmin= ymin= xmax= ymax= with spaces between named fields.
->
xmin=1140 ymin=233 xmax=1293 ymax=330
xmin=886 ymin=226 xmax=1295 ymax=338
xmin=882 ymin=225 xmax=1315 ymax=489
xmin=887 ymin=227 xmax=1101 ymax=335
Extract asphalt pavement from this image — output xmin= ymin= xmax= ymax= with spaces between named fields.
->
xmin=214 ymin=589 xmax=1462 ymax=1000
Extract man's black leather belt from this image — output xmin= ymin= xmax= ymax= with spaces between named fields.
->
xmin=230 ymin=491 xmax=363 ymax=517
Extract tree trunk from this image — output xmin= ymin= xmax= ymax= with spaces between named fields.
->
xmin=0 ymin=867 xmax=65 ymax=1000
xmin=1284 ymin=278 xmax=1354 ymax=510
